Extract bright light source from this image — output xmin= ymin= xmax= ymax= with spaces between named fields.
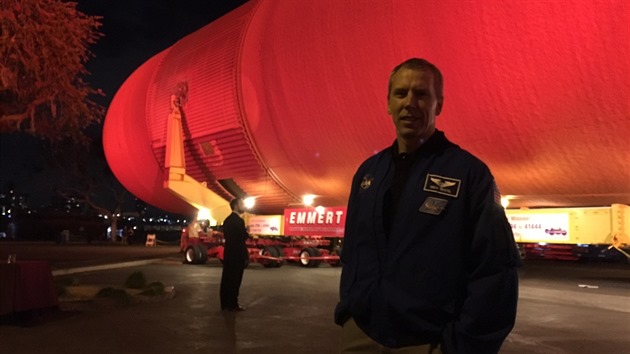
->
xmin=197 ymin=208 xmax=212 ymax=220
xmin=303 ymin=194 xmax=316 ymax=206
xmin=244 ymin=197 xmax=256 ymax=209
xmin=197 ymin=208 xmax=217 ymax=226
xmin=315 ymin=205 xmax=325 ymax=214
xmin=500 ymin=196 xmax=510 ymax=208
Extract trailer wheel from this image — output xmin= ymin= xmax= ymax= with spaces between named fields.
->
xmin=299 ymin=247 xmax=321 ymax=268
xmin=260 ymin=246 xmax=280 ymax=268
xmin=196 ymin=244 xmax=208 ymax=264
xmin=184 ymin=246 xmax=197 ymax=264
xmin=299 ymin=249 xmax=310 ymax=267
xmin=310 ymin=248 xmax=322 ymax=268
xmin=273 ymin=245 xmax=284 ymax=257
xmin=273 ymin=246 xmax=285 ymax=268
xmin=328 ymin=246 xmax=342 ymax=267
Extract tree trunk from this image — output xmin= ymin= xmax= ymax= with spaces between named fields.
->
xmin=110 ymin=217 xmax=118 ymax=243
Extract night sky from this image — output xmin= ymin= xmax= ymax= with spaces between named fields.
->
xmin=0 ymin=0 xmax=248 ymax=209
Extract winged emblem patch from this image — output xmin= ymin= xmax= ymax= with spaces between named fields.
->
xmin=423 ymin=174 xmax=461 ymax=198
xmin=430 ymin=178 xmax=456 ymax=189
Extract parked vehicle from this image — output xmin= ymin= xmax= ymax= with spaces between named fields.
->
xmin=181 ymin=207 xmax=344 ymax=268
xmin=506 ymin=204 xmax=629 ymax=261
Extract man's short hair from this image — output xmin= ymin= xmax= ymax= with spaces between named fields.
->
xmin=388 ymin=58 xmax=444 ymax=100
xmin=230 ymin=198 xmax=241 ymax=211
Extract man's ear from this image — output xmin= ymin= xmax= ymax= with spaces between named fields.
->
xmin=435 ymin=98 xmax=444 ymax=116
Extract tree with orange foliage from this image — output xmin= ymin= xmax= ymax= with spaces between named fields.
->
xmin=0 ymin=0 xmax=104 ymax=142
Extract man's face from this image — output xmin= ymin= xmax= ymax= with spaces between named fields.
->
xmin=387 ymin=68 xmax=443 ymax=143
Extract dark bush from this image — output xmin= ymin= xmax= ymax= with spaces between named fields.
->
xmin=124 ymin=271 xmax=147 ymax=289
xmin=140 ymin=282 xmax=165 ymax=296
xmin=54 ymin=277 xmax=79 ymax=296
xmin=96 ymin=287 xmax=132 ymax=305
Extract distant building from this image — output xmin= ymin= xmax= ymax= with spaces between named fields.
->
xmin=0 ymin=189 xmax=29 ymax=215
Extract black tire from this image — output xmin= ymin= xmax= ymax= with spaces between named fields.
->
xmin=260 ymin=246 xmax=284 ymax=268
xmin=196 ymin=244 xmax=208 ymax=264
xmin=184 ymin=246 xmax=197 ymax=264
xmin=299 ymin=247 xmax=321 ymax=268
xmin=273 ymin=246 xmax=285 ymax=268
xmin=308 ymin=247 xmax=322 ymax=268
xmin=259 ymin=246 xmax=277 ymax=268
xmin=328 ymin=245 xmax=342 ymax=267
xmin=192 ymin=245 xmax=203 ymax=264
xmin=299 ymin=248 xmax=311 ymax=267
xmin=272 ymin=245 xmax=284 ymax=256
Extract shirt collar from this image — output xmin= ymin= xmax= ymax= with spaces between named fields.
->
xmin=390 ymin=129 xmax=446 ymax=160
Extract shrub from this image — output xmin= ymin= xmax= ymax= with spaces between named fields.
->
xmin=124 ymin=271 xmax=147 ymax=289
xmin=55 ymin=277 xmax=79 ymax=296
xmin=96 ymin=287 xmax=132 ymax=305
xmin=140 ymin=282 xmax=165 ymax=297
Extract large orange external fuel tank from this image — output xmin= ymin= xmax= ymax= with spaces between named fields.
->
xmin=103 ymin=0 xmax=630 ymax=216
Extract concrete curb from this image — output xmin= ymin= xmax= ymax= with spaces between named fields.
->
xmin=51 ymin=258 xmax=165 ymax=277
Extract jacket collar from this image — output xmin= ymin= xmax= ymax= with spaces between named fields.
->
xmin=390 ymin=129 xmax=448 ymax=160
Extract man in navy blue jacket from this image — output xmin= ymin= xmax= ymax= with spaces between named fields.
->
xmin=335 ymin=58 xmax=521 ymax=353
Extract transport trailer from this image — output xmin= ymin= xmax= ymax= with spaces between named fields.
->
xmin=506 ymin=204 xmax=630 ymax=262
xmin=182 ymin=206 xmax=345 ymax=268
xmin=249 ymin=235 xmax=342 ymax=268
xmin=162 ymin=88 xmax=345 ymax=268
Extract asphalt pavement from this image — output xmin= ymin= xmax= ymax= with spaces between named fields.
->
xmin=0 ymin=242 xmax=629 ymax=354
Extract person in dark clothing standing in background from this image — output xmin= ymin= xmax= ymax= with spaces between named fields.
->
xmin=220 ymin=198 xmax=249 ymax=312
xmin=335 ymin=58 xmax=521 ymax=353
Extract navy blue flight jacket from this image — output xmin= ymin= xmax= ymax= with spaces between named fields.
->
xmin=335 ymin=130 xmax=521 ymax=354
